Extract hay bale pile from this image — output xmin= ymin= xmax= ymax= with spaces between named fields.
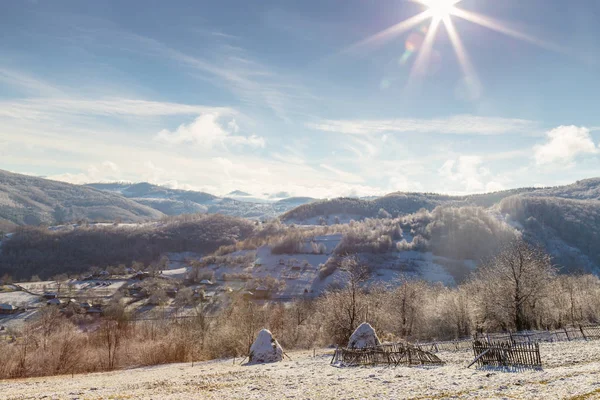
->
xmin=249 ymin=329 xmax=284 ymax=364
xmin=348 ymin=322 xmax=381 ymax=349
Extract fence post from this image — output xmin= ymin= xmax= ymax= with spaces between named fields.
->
xmin=580 ymin=325 xmax=588 ymax=341
xmin=564 ymin=327 xmax=570 ymax=341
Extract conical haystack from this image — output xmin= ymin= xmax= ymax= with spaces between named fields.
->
xmin=249 ymin=329 xmax=284 ymax=363
xmin=348 ymin=322 xmax=381 ymax=349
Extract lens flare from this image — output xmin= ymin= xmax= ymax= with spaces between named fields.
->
xmin=339 ymin=0 xmax=567 ymax=89
xmin=408 ymin=18 xmax=442 ymax=82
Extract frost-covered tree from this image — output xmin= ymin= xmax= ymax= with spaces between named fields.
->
xmin=472 ymin=240 xmax=556 ymax=331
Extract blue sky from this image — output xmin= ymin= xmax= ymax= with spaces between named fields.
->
xmin=1 ymin=0 xmax=600 ymax=197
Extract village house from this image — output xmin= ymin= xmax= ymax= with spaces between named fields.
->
xmin=254 ymin=286 xmax=271 ymax=299
xmin=0 ymin=304 xmax=17 ymax=315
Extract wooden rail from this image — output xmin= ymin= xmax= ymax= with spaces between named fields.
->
xmin=470 ymin=341 xmax=542 ymax=370
xmin=331 ymin=343 xmax=444 ymax=367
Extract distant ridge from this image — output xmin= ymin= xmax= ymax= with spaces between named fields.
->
xmin=0 ymin=170 xmax=164 ymax=229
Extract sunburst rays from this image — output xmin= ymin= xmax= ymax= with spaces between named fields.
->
xmin=344 ymin=0 xmax=565 ymax=91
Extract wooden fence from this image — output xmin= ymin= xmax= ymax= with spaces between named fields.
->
xmin=331 ymin=343 xmax=444 ymax=367
xmin=417 ymin=339 xmax=472 ymax=353
xmin=470 ymin=340 xmax=542 ymax=371
xmin=417 ymin=325 xmax=600 ymax=353
xmin=483 ymin=325 xmax=600 ymax=344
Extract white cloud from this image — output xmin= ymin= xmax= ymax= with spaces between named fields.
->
xmin=155 ymin=114 xmax=265 ymax=149
xmin=388 ymin=175 xmax=424 ymax=193
xmin=102 ymin=161 xmax=119 ymax=172
xmin=439 ymin=156 xmax=490 ymax=193
xmin=438 ymin=156 xmax=511 ymax=194
xmin=308 ymin=115 xmax=538 ymax=136
xmin=47 ymin=161 xmax=122 ymax=184
xmin=534 ymin=125 xmax=598 ymax=165
xmin=485 ymin=181 xmax=506 ymax=193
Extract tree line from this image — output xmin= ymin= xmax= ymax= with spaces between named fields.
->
xmin=3 ymin=239 xmax=600 ymax=380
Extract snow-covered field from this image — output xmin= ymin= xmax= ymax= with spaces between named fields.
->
xmin=0 ymin=291 xmax=41 ymax=307
xmin=4 ymin=341 xmax=600 ymax=399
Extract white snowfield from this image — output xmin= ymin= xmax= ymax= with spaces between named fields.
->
xmin=4 ymin=340 xmax=600 ymax=399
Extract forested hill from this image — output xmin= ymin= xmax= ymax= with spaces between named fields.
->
xmin=499 ymin=195 xmax=600 ymax=272
xmin=86 ymin=182 xmax=219 ymax=216
xmin=280 ymin=179 xmax=600 ymax=222
xmin=0 ymin=170 xmax=164 ymax=231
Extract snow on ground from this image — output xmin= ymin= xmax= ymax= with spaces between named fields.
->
xmin=70 ymin=280 xmax=128 ymax=297
xmin=16 ymin=281 xmax=57 ymax=294
xmin=299 ymin=233 xmax=342 ymax=254
xmin=0 ymin=291 xmax=41 ymax=307
xmin=205 ymin=243 xmax=332 ymax=299
xmin=161 ymin=267 xmax=188 ymax=279
xmin=0 ymin=309 xmax=39 ymax=330
xmin=5 ymin=340 xmax=600 ymax=399
xmin=44 ymin=222 xmax=153 ymax=233
xmin=18 ymin=279 xmax=128 ymax=298
xmin=164 ymin=251 xmax=203 ymax=270
xmin=366 ymin=251 xmax=459 ymax=286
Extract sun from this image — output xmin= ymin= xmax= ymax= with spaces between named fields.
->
xmin=343 ymin=0 xmax=565 ymax=92
xmin=423 ymin=0 xmax=461 ymax=20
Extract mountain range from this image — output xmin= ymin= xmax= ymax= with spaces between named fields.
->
xmin=3 ymin=168 xmax=600 ymax=231
xmin=0 ymin=170 xmax=316 ymax=231
xmin=0 ymin=170 xmax=162 ymax=232
xmin=1 ymin=168 xmax=600 ymax=278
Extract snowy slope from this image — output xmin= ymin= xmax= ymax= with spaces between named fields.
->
xmin=5 ymin=341 xmax=600 ymax=399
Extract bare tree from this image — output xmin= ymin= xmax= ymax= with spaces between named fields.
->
xmin=33 ymin=306 xmax=62 ymax=350
xmin=174 ymin=287 xmax=194 ymax=317
xmin=390 ymin=276 xmax=425 ymax=338
xmin=217 ymin=296 xmax=266 ymax=356
xmin=321 ymin=256 xmax=370 ymax=344
xmin=472 ymin=239 xmax=556 ymax=331
xmin=53 ymin=325 xmax=80 ymax=375
xmin=53 ymin=274 xmax=69 ymax=296
xmin=100 ymin=320 xmax=121 ymax=370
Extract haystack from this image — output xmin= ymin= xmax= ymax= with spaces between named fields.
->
xmin=348 ymin=322 xmax=381 ymax=349
xmin=249 ymin=329 xmax=284 ymax=363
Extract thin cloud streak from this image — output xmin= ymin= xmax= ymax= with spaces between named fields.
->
xmin=308 ymin=115 xmax=539 ymax=135
xmin=116 ymin=32 xmax=311 ymax=122
xmin=0 ymin=97 xmax=235 ymax=120
xmin=0 ymin=68 xmax=64 ymax=97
